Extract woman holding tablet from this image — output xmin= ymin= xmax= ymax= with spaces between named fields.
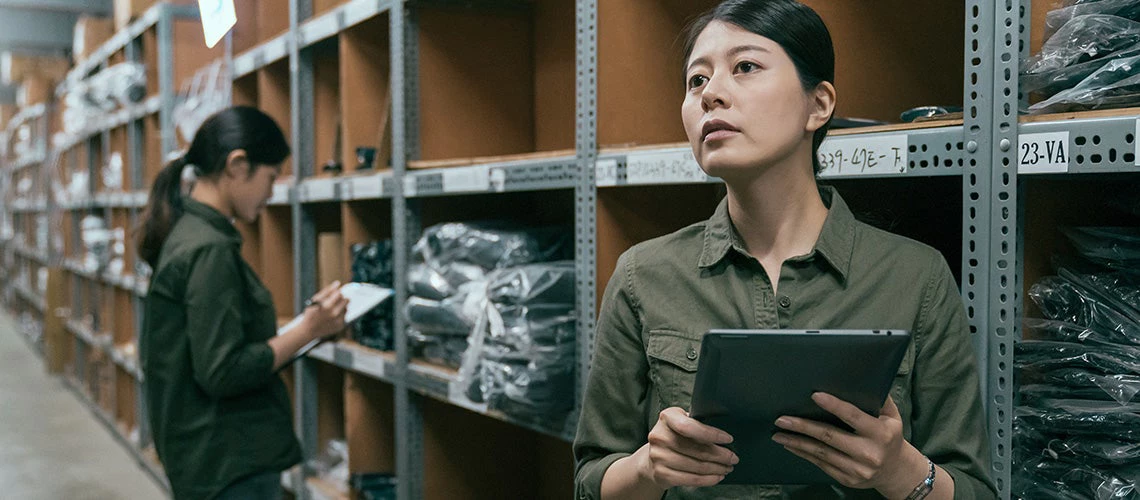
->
xmin=573 ymin=1 xmax=997 ymax=499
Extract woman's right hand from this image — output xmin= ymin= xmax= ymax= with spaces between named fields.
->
xmin=637 ymin=407 xmax=738 ymax=490
xmin=301 ymin=281 xmax=348 ymax=341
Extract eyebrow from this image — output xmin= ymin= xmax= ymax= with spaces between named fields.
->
xmin=687 ymin=45 xmax=771 ymax=73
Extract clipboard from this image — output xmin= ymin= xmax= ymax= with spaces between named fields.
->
xmin=274 ymin=283 xmax=394 ymax=372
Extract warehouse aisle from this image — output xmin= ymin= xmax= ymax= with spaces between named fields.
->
xmin=0 ymin=312 xmax=166 ymax=500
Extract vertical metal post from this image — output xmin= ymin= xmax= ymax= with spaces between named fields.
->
xmin=964 ymin=0 xmax=994 ymax=409
xmin=573 ymin=0 xmax=598 ymax=435
xmin=289 ymin=0 xmax=318 ymax=497
xmin=127 ymin=38 xmax=145 ymax=192
xmin=157 ymin=4 xmax=177 ymax=157
xmin=392 ymin=4 xmax=424 ymax=500
xmin=988 ymin=0 xmax=1020 ymax=494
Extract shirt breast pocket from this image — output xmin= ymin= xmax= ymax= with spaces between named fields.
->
xmin=646 ymin=329 xmax=703 ymax=410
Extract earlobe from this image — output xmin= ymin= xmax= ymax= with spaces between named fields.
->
xmin=807 ymin=82 xmax=837 ymax=132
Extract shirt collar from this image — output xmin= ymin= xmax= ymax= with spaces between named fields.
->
xmin=698 ymin=185 xmax=855 ymax=281
xmin=182 ymin=198 xmax=243 ymax=244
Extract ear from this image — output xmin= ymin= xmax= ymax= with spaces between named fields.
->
xmin=223 ymin=149 xmax=250 ymax=179
xmin=806 ymin=81 xmax=837 ymax=133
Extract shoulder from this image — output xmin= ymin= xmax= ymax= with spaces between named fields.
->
xmin=851 ymin=220 xmax=950 ymax=283
xmin=153 ymin=217 xmax=239 ymax=283
xmin=618 ymin=220 xmax=707 ymax=277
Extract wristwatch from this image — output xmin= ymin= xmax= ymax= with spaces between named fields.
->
xmin=904 ymin=459 xmax=935 ymax=500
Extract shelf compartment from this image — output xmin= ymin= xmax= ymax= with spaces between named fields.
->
xmin=261 ymin=206 xmax=296 ymax=317
xmin=339 ymin=13 xmax=390 ymax=175
xmin=313 ymin=40 xmax=341 ymax=178
xmin=413 ymin=1 xmax=575 ymax=162
xmin=344 ymin=373 xmax=396 ymax=481
xmin=258 ymin=61 xmax=294 ymax=178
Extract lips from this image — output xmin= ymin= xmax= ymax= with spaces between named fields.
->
xmin=701 ymin=119 xmax=741 ymax=142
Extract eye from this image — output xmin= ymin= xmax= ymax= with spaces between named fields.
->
xmin=736 ymin=61 xmax=760 ymax=74
xmin=687 ymin=74 xmax=708 ymax=90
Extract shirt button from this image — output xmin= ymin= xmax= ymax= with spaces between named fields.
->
xmin=779 ymin=296 xmax=792 ymax=308
xmin=686 ymin=347 xmax=698 ymax=360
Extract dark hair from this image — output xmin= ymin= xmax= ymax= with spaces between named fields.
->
xmin=137 ymin=106 xmax=290 ymax=268
xmin=682 ymin=0 xmax=835 ymax=174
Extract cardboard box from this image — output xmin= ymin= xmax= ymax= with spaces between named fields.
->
xmin=74 ymin=16 xmax=115 ymax=64
xmin=17 ymin=77 xmax=54 ymax=107
xmin=44 ymin=268 xmax=68 ymax=375
xmin=2 ymin=52 xmax=70 ymax=86
xmin=318 ymin=232 xmax=345 ymax=287
xmin=0 ymin=104 xmax=16 ymax=127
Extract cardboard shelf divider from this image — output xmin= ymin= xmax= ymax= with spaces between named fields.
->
xmin=340 ymin=15 xmax=390 ymax=174
xmin=258 ymin=61 xmax=293 ymax=178
xmin=260 ymin=206 xmax=295 ymax=317
xmin=415 ymin=2 xmax=574 ymax=162
xmin=313 ymin=41 xmax=341 ymax=177
xmin=344 ymin=373 xmax=395 ymax=477
xmin=422 ymin=397 xmax=573 ymax=500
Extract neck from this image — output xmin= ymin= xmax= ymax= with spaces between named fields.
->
xmin=190 ymin=181 xmax=233 ymax=219
xmin=724 ymin=158 xmax=828 ymax=264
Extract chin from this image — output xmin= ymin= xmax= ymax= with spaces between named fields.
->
xmin=698 ymin=152 xmax=764 ymax=179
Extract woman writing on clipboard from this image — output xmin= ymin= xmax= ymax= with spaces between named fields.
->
xmin=574 ymin=1 xmax=997 ymax=499
xmin=137 ymin=107 xmax=347 ymax=499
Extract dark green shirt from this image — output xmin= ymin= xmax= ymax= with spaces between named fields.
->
xmin=574 ymin=187 xmax=997 ymax=500
xmin=141 ymin=199 xmax=301 ymax=500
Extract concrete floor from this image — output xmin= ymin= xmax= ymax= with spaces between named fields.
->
xmin=0 ymin=311 xmax=167 ymax=500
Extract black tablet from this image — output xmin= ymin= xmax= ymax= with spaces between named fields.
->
xmin=688 ymin=329 xmax=911 ymax=485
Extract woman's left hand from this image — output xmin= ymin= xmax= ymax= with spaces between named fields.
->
xmin=772 ymin=394 xmax=927 ymax=496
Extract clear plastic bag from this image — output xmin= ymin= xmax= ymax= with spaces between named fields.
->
xmin=408 ymin=262 xmax=486 ymax=301
xmin=1046 ymin=0 xmax=1140 ymax=38
xmin=1024 ymin=14 xmax=1140 ymax=75
xmin=1016 ymin=340 xmax=1140 ymax=375
xmin=1018 ymin=424 xmax=1140 ymax=467
xmin=1025 ymin=317 xmax=1140 ymax=348
xmin=1059 ymin=265 xmax=1140 ymax=321
xmin=1019 ymin=363 xmax=1140 ymax=404
xmin=1063 ymin=227 xmax=1140 ymax=268
xmin=453 ymin=262 xmax=577 ymax=428
xmin=1013 ymin=453 xmax=1140 ymax=500
xmin=1028 ymin=51 xmax=1140 ymax=113
xmin=1016 ymin=399 xmax=1140 ymax=439
xmin=1030 ymin=276 xmax=1140 ymax=345
xmin=412 ymin=222 xmax=571 ymax=271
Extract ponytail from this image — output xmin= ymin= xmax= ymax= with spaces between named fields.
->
xmin=135 ymin=106 xmax=290 ymax=269
xmin=137 ymin=156 xmax=189 ymax=268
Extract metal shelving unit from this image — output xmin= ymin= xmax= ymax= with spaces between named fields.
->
xmin=216 ymin=0 xmax=1059 ymax=498
xmin=0 ymin=0 xmax=1133 ymax=499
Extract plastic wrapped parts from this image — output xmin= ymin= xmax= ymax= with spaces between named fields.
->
xmin=1063 ymin=227 xmax=1140 ymax=269
xmin=412 ymin=222 xmax=571 ymax=271
xmin=351 ymin=241 xmax=395 ymax=351
xmin=1023 ymin=15 xmax=1140 ymax=75
xmin=454 ymin=262 xmax=577 ymax=429
xmin=1030 ymin=276 xmax=1140 ymax=346
xmin=1013 ymin=452 xmax=1140 ymax=500
xmin=1016 ymin=340 xmax=1140 ymax=376
xmin=1016 ymin=399 xmax=1140 ymax=441
xmin=1045 ymin=0 xmax=1140 ymax=39
xmin=1028 ymin=51 xmax=1140 ymax=113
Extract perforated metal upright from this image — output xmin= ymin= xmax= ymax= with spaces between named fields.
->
xmin=287 ymin=0 xmax=322 ymax=498
xmin=964 ymin=0 xmax=1018 ymax=496
xmin=573 ymin=0 xmax=598 ymax=435
xmin=392 ymin=2 xmax=425 ymax=498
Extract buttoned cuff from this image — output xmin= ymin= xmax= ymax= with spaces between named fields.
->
xmin=576 ymin=452 xmax=631 ymax=500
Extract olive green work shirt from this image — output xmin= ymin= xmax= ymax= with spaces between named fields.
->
xmin=141 ymin=199 xmax=301 ymax=500
xmin=574 ymin=187 xmax=997 ymax=500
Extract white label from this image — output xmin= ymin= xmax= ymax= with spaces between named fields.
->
xmin=351 ymin=176 xmax=383 ymax=199
xmin=817 ymin=135 xmax=908 ymax=177
xmin=197 ymin=0 xmax=237 ymax=48
xmin=489 ymin=167 xmax=507 ymax=192
xmin=304 ymin=179 xmax=336 ymax=201
xmin=442 ymin=166 xmax=492 ymax=193
xmin=270 ymin=183 xmax=289 ymax=204
xmin=403 ymin=176 xmax=418 ymax=197
xmin=354 ymin=350 xmax=386 ymax=378
xmin=595 ymin=159 xmax=618 ymax=187
xmin=1018 ymin=131 xmax=1070 ymax=174
xmin=627 ymin=150 xmax=706 ymax=184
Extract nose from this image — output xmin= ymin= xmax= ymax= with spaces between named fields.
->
xmin=701 ymin=73 xmax=730 ymax=112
